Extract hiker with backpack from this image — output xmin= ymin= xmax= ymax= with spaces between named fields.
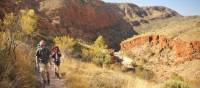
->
xmin=36 ymin=40 xmax=51 ymax=85
xmin=51 ymin=45 xmax=62 ymax=79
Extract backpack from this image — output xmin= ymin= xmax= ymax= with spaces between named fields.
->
xmin=36 ymin=47 xmax=50 ymax=64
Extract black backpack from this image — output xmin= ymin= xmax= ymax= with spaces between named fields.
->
xmin=36 ymin=47 xmax=50 ymax=64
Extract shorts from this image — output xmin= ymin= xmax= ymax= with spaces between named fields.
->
xmin=54 ymin=61 xmax=60 ymax=66
xmin=39 ymin=63 xmax=50 ymax=73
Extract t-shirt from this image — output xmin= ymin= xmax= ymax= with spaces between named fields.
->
xmin=36 ymin=47 xmax=50 ymax=64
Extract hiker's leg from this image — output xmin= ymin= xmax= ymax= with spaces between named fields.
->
xmin=54 ymin=64 xmax=56 ymax=73
xmin=57 ymin=63 xmax=60 ymax=74
xmin=57 ymin=61 xmax=60 ymax=73
xmin=54 ymin=63 xmax=59 ymax=77
xmin=57 ymin=65 xmax=61 ymax=78
xmin=57 ymin=65 xmax=60 ymax=73
xmin=46 ymin=63 xmax=50 ymax=84
xmin=55 ymin=65 xmax=59 ymax=73
xmin=47 ymin=71 xmax=50 ymax=84
xmin=39 ymin=63 xmax=46 ymax=83
xmin=35 ymin=57 xmax=39 ymax=70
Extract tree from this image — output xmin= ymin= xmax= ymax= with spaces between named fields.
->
xmin=20 ymin=9 xmax=37 ymax=35
xmin=82 ymin=36 xmax=111 ymax=66
xmin=92 ymin=36 xmax=107 ymax=49
xmin=54 ymin=36 xmax=77 ymax=58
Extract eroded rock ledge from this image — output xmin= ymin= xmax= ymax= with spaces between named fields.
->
xmin=120 ymin=35 xmax=200 ymax=63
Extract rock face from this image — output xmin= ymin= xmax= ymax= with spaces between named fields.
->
xmin=0 ymin=0 xmax=180 ymax=49
xmin=37 ymin=0 xmax=136 ymax=49
xmin=120 ymin=35 xmax=200 ymax=82
xmin=121 ymin=35 xmax=200 ymax=64
xmin=37 ymin=0 xmax=181 ymax=49
xmin=143 ymin=6 xmax=180 ymax=20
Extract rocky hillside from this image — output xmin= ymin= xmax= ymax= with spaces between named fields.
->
xmin=0 ymin=0 xmax=180 ymax=49
xmin=120 ymin=16 xmax=200 ymax=87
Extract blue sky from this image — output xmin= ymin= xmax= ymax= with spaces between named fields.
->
xmin=102 ymin=0 xmax=200 ymax=16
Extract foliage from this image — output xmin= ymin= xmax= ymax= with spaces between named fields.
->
xmin=160 ymin=79 xmax=191 ymax=88
xmin=80 ymin=0 xmax=87 ymax=4
xmin=81 ymin=36 xmax=111 ymax=66
xmin=54 ymin=36 xmax=77 ymax=57
xmin=20 ymin=9 xmax=37 ymax=35
xmin=171 ymin=73 xmax=184 ymax=81
xmin=1 ymin=9 xmax=37 ymax=35
xmin=160 ymin=72 xmax=190 ymax=88
xmin=92 ymin=36 xmax=108 ymax=49
xmin=0 ymin=32 xmax=37 ymax=88
xmin=0 ymin=9 xmax=38 ymax=88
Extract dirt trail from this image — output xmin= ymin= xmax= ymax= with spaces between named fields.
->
xmin=49 ymin=66 xmax=65 ymax=88
xmin=38 ymin=66 xmax=65 ymax=88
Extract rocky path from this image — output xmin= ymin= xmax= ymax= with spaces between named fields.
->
xmin=48 ymin=66 xmax=65 ymax=88
xmin=38 ymin=66 xmax=65 ymax=88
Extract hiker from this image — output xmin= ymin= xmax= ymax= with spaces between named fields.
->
xmin=51 ymin=45 xmax=62 ymax=79
xmin=36 ymin=40 xmax=51 ymax=85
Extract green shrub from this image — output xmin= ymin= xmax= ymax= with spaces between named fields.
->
xmin=54 ymin=36 xmax=77 ymax=58
xmin=20 ymin=9 xmax=37 ymax=35
xmin=171 ymin=73 xmax=184 ymax=81
xmin=80 ymin=0 xmax=87 ymax=4
xmin=81 ymin=36 xmax=111 ymax=66
xmin=160 ymin=80 xmax=191 ymax=88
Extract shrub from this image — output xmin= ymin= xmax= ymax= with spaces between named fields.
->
xmin=1 ymin=9 xmax=37 ymax=35
xmin=81 ymin=36 xmax=111 ymax=66
xmin=160 ymin=79 xmax=191 ymax=88
xmin=171 ymin=73 xmax=184 ymax=81
xmin=0 ymin=9 xmax=38 ymax=88
xmin=54 ymin=36 xmax=77 ymax=58
xmin=20 ymin=9 xmax=37 ymax=35
xmin=80 ymin=0 xmax=87 ymax=4
xmin=0 ymin=32 xmax=38 ymax=88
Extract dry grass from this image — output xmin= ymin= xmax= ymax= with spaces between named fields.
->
xmin=0 ymin=33 xmax=38 ymax=88
xmin=60 ymin=59 xmax=157 ymax=88
xmin=174 ymin=60 xmax=200 ymax=88
xmin=134 ymin=16 xmax=200 ymax=41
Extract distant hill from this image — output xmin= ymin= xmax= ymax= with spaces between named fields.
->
xmin=0 ymin=0 xmax=180 ymax=50
xmin=134 ymin=16 xmax=200 ymax=41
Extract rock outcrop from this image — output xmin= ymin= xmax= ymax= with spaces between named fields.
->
xmin=121 ymin=35 xmax=200 ymax=64
xmin=143 ymin=6 xmax=180 ymax=20
xmin=120 ymin=35 xmax=200 ymax=82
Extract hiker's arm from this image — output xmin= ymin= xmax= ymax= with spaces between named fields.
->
xmin=57 ymin=51 xmax=63 ymax=62
xmin=49 ymin=50 xmax=53 ymax=65
xmin=35 ymin=50 xmax=39 ymax=68
xmin=49 ymin=57 xmax=53 ymax=65
xmin=58 ymin=52 xmax=61 ymax=57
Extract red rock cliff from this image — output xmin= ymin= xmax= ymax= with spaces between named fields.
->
xmin=121 ymin=35 xmax=200 ymax=63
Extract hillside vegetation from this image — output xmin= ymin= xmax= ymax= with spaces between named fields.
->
xmin=134 ymin=16 xmax=200 ymax=41
xmin=0 ymin=9 xmax=39 ymax=88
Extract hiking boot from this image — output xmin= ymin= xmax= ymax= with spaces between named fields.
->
xmin=43 ymin=80 xmax=46 ymax=84
xmin=47 ymin=79 xmax=50 ymax=85
xmin=55 ymin=72 xmax=60 ymax=78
